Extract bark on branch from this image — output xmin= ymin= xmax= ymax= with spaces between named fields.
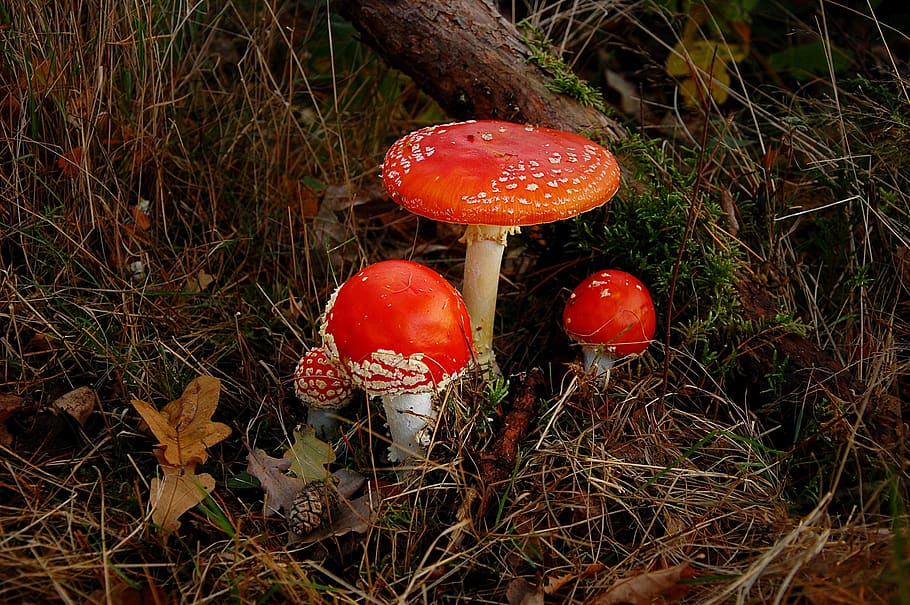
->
xmin=335 ymin=0 xmax=623 ymax=138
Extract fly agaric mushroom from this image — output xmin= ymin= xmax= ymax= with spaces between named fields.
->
xmin=563 ymin=269 xmax=656 ymax=378
xmin=382 ymin=120 xmax=621 ymax=370
xmin=294 ymin=347 xmax=355 ymax=438
xmin=320 ymin=260 xmax=474 ymax=461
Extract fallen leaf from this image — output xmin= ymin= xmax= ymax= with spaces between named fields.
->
xmin=586 ymin=563 xmax=695 ymax=605
xmin=57 ymin=146 xmax=83 ymax=177
xmin=150 ymin=465 xmax=215 ymax=532
xmin=506 ymin=578 xmax=544 ymax=605
xmin=0 ymin=393 xmax=28 ymax=446
xmin=544 ymin=563 xmax=607 ymax=595
xmin=52 ymin=386 xmax=96 ymax=426
xmin=245 ymin=446 xmax=307 ymax=515
xmin=20 ymin=59 xmax=54 ymax=93
xmin=292 ymin=472 xmax=381 ymax=545
xmin=665 ymin=39 xmax=747 ymax=106
xmin=130 ymin=203 xmax=151 ymax=233
xmin=131 ymin=376 xmax=231 ymax=468
xmin=184 ymin=270 xmax=214 ymax=293
xmin=246 ymin=439 xmax=374 ymax=543
xmin=285 ymin=425 xmax=335 ymax=482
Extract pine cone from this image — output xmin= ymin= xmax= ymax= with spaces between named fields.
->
xmin=288 ymin=480 xmax=337 ymax=537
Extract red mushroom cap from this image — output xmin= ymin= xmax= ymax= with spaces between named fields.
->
xmin=320 ymin=260 xmax=474 ymax=395
xmin=382 ymin=120 xmax=620 ymax=227
xmin=563 ymin=269 xmax=656 ymax=358
xmin=294 ymin=347 xmax=354 ymax=409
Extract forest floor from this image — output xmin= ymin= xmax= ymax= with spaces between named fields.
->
xmin=1 ymin=1 xmax=908 ymax=603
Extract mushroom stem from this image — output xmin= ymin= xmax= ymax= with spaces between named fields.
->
xmin=460 ymin=224 xmax=516 ymax=371
xmin=306 ymin=408 xmax=343 ymax=439
xmin=380 ymin=391 xmax=436 ymax=462
xmin=581 ymin=345 xmax=616 ymax=380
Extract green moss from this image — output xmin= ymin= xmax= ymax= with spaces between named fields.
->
xmin=518 ymin=21 xmax=607 ymax=112
xmin=567 ymin=135 xmax=742 ymax=360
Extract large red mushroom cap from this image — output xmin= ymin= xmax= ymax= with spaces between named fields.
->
xmin=320 ymin=260 xmax=474 ymax=395
xmin=563 ymin=269 xmax=657 ymax=359
xmin=382 ymin=120 xmax=621 ymax=227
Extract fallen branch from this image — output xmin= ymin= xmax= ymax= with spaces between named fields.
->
xmin=475 ymin=368 xmax=545 ymax=484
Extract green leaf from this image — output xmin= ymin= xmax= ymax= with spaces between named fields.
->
xmin=284 ymin=426 xmax=335 ymax=482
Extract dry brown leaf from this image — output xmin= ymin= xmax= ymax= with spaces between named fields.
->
xmin=130 ymin=203 xmax=151 ymax=233
xmin=132 ymin=376 xmax=231 ymax=468
xmin=150 ymin=465 xmax=215 ymax=532
xmin=506 ymin=578 xmax=544 ymax=605
xmin=52 ymin=386 xmax=96 ymax=426
xmin=0 ymin=393 xmax=28 ymax=446
xmin=544 ymin=563 xmax=607 ymax=595
xmin=292 ymin=469 xmax=374 ymax=545
xmin=586 ymin=563 xmax=695 ymax=605
xmin=246 ymin=446 xmax=307 ymax=516
xmin=184 ymin=270 xmax=214 ymax=292
xmin=57 ymin=146 xmax=83 ymax=177
xmin=20 ymin=59 xmax=54 ymax=92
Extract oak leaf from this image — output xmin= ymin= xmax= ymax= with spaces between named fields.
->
xmin=291 ymin=468 xmax=374 ymax=545
xmin=246 ymin=443 xmax=376 ymax=543
xmin=132 ymin=376 xmax=231 ymax=468
xmin=665 ymin=39 xmax=747 ymax=106
xmin=246 ymin=446 xmax=307 ymax=515
xmin=150 ymin=465 xmax=215 ymax=532
xmin=285 ymin=425 xmax=335 ymax=482
xmin=57 ymin=146 xmax=83 ymax=178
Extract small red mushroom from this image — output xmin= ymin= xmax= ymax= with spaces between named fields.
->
xmin=294 ymin=347 xmax=354 ymax=437
xmin=383 ymin=120 xmax=620 ymax=370
xmin=320 ymin=260 xmax=474 ymax=461
xmin=563 ymin=269 xmax=656 ymax=378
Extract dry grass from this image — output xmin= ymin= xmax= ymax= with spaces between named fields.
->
xmin=2 ymin=0 xmax=908 ymax=603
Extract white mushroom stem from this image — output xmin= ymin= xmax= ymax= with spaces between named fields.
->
xmin=581 ymin=345 xmax=617 ymax=380
xmin=379 ymin=391 xmax=437 ymax=462
xmin=306 ymin=409 xmax=343 ymax=439
xmin=460 ymin=224 xmax=518 ymax=372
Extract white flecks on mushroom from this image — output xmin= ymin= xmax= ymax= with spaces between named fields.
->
xmin=563 ymin=269 xmax=657 ymax=381
xmin=294 ymin=347 xmax=355 ymax=438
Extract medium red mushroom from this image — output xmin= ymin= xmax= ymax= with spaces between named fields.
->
xmin=320 ymin=260 xmax=474 ymax=461
xmin=563 ymin=269 xmax=656 ymax=378
xmin=294 ymin=346 xmax=354 ymax=437
xmin=382 ymin=120 xmax=621 ymax=370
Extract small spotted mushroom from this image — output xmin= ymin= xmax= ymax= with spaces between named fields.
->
xmin=294 ymin=346 xmax=355 ymax=438
xmin=563 ymin=269 xmax=656 ymax=379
